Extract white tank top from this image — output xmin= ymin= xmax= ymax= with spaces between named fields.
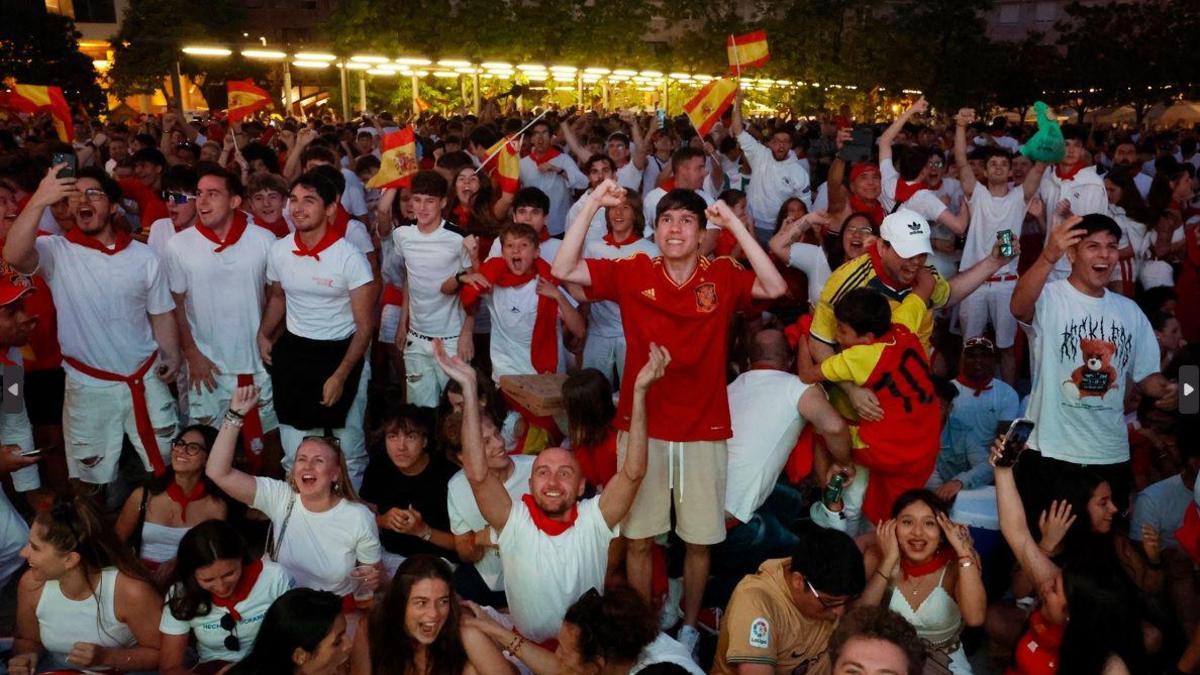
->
xmin=887 ymin=564 xmax=963 ymax=648
xmin=37 ymin=567 xmax=137 ymax=660
xmin=139 ymin=521 xmax=189 ymax=564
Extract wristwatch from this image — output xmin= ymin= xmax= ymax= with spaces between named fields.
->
xmin=454 ymin=271 xmax=466 ymax=285
xmin=420 ymin=526 xmax=433 ymax=542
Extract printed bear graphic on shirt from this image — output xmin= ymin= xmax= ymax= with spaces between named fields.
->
xmin=1065 ymin=337 xmax=1118 ymax=399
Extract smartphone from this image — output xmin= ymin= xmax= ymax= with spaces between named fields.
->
xmin=838 ymin=127 xmax=874 ymax=164
xmin=656 ymin=109 xmax=667 ymax=130
xmin=997 ymin=229 xmax=1015 ymax=258
xmin=995 ymin=418 xmax=1035 ymax=467
xmin=51 ymin=152 xmax=76 ymax=179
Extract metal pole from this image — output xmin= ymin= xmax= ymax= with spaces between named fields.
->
xmin=171 ymin=60 xmax=185 ymax=113
xmin=602 ymin=82 xmax=609 ymax=110
xmin=358 ymin=73 xmax=367 ymax=114
xmin=662 ymin=78 xmax=669 ymax=115
xmin=460 ymin=77 xmax=468 ymax=112
xmin=338 ymin=61 xmax=350 ymax=120
xmin=472 ymin=71 xmax=480 ymax=114
xmin=576 ymin=74 xmax=583 ymax=108
xmin=282 ymin=61 xmax=293 ymax=118
xmin=411 ymin=74 xmax=419 ymax=116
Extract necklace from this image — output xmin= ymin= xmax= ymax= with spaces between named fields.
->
xmin=905 ymin=573 xmax=931 ymax=598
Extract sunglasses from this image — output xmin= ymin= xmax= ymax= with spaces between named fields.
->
xmin=302 ymin=434 xmax=341 ymax=447
xmin=804 ymin=578 xmax=849 ymax=609
xmin=928 ymin=159 xmax=945 ymax=169
xmin=171 ymin=438 xmax=207 ymax=455
xmin=219 ymin=613 xmax=240 ymax=651
xmin=162 ymin=191 xmax=197 ymax=205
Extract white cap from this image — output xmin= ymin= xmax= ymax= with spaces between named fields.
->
xmin=880 ymin=208 xmax=933 ymax=259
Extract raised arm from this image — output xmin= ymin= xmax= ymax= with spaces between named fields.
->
xmin=204 ymin=385 xmax=261 ymax=506
xmin=730 ymin=88 xmax=746 ymax=137
xmin=826 ymin=129 xmax=853 ymax=215
xmin=433 ymin=339 xmax=512 ymax=533
xmin=879 ymin=97 xmax=927 ymax=165
xmin=992 ymin=438 xmax=1061 ymax=591
xmin=947 ymin=238 xmax=1015 ymax=307
xmin=628 ymin=114 xmax=649 ymax=171
xmin=1022 ymin=161 xmax=1049 ymax=202
xmin=796 ymin=385 xmax=851 ymax=466
xmin=559 ymin=120 xmax=593 ymax=165
xmin=599 ymin=344 xmax=669 ymax=528
xmin=706 ymin=200 xmax=787 ymax=299
xmin=552 ymin=179 xmax=624 ymax=285
xmin=4 ymin=166 xmax=74 ymax=273
xmin=1010 ymin=215 xmax=1083 ymax=323
xmin=954 ymin=109 xmax=978 ymax=198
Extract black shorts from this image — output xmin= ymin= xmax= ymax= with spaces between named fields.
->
xmin=24 ymin=367 xmax=65 ymax=427
xmin=1013 ymin=449 xmax=1132 ymax=532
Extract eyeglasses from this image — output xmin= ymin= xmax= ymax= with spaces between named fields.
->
xmin=219 ymin=612 xmax=241 ymax=651
xmin=804 ymin=578 xmax=849 ymax=609
xmin=844 ymin=225 xmax=875 ymax=236
xmin=928 ymin=159 xmax=945 ymax=169
xmin=162 ymin=191 xmax=197 ymax=205
xmin=81 ymin=188 xmax=108 ymax=203
xmin=171 ymin=438 xmax=208 ymax=455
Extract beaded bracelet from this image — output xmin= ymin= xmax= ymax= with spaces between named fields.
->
xmin=223 ymin=411 xmax=244 ymax=428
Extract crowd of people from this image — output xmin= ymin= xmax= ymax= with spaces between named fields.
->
xmin=0 ymin=87 xmax=1196 ymax=675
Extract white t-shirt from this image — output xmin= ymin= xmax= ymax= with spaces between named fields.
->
xmin=724 ymin=370 xmax=809 ymax=523
xmin=446 ymin=455 xmax=535 ymax=591
xmin=786 ymin=242 xmax=832 ymax=309
xmin=486 ymin=236 xmax=561 ymax=264
xmin=497 ymin=496 xmax=618 ymax=642
xmin=1038 ymin=166 xmax=1107 ymax=277
xmin=484 ymin=277 xmax=575 ymax=380
xmin=252 ymin=477 xmax=381 ymax=595
xmin=583 ymin=237 xmax=660 ymax=338
xmin=934 ymin=177 xmax=965 ymax=215
xmin=146 ymin=218 xmax=185 ymax=259
xmin=283 ymin=209 xmax=374 ymax=255
xmin=880 ymin=159 xmax=948 ymax=224
xmin=632 ymin=633 xmax=707 ymax=674
xmin=340 ymin=168 xmax=369 ymax=218
xmin=166 ymin=224 xmax=275 ymax=373
xmin=35 ymin=237 xmax=174 ymax=385
xmin=518 ymin=153 xmax=589 ymax=235
xmin=642 ymin=155 xmax=668 ymax=195
xmin=737 ymin=130 xmax=812 ymax=230
xmin=615 ymin=161 xmax=643 ymax=192
xmin=1022 ymin=280 xmax=1160 ymax=464
xmin=566 ymin=190 xmax=608 ymax=241
xmin=266 ymin=236 xmax=373 ymax=341
xmin=160 ymin=561 xmax=293 ymax=664
xmin=392 ymin=221 xmax=470 ymax=337
xmin=642 ymin=187 xmax=717 ymax=237
xmin=961 ymin=187 xmax=1027 ymax=273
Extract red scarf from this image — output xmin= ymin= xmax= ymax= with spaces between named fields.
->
xmin=660 ymin=178 xmax=677 ymax=192
xmin=528 ymin=147 xmax=562 ymax=164
xmin=460 ymin=257 xmax=560 ymax=373
xmin=1176 ymin=502 xmax=1200 ymax=565
xmin=194 ymin=211 xmax=249 ymax=253
xmin=210 ymin=559 xmax=264 ymax=622
xmin=0 ymin=348 xmax=16 ymax=367
xmin=521 ymin=494 xmax=577 ymax=536
xmin=1009 ymin=610 xmax=1063 ymax=675
xmin=292 ymin=226 xmax=342 ymax=261
xmin=453 ymin=205 xmax=472 ymax=227
xmin=602 ymin=231 xmax=640 ymax=248
xmin=868 ymin=245 xmax=909 ymax=290
xmin=332 ymin=204 xmax=351 ymax=236
xmin=166 ymin=479 xmax=206 ymax=521
xmin=258 ymin=215 xmax=290 ymax=238
xmin=848 ymin=194 xmax=885 ymax=227
xmin=1054 ymin=161 xmax=1088 ymax=182
xmin=899 ymin=547 xmax=953 ymax=580
xmin=956 ymin=374 xmax=993 ymax=397
xmin=894 ymin=178 xmax=926 ymax=204
xmin=65 ymin=227 xmax=133 ymax=255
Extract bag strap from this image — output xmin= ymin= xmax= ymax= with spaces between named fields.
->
xmin=266 ymin=496 xmax=296 ymax=562
xmin=128 ymin=486 xmax=151 ymax=555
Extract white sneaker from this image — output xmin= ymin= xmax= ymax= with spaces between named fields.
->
xmin=676 ymin=624 xmax=701 ymax=663
xmin=658 ymin=576 xmax=683 ymax=631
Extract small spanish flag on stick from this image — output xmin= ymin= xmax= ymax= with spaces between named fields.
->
xmin=727 ymin=31 xmax=770 ymax=75
xmin=368 ymin=126 xmax=420 ymax=189
xmin=227 ymin=79 xmax=271 ymax=122
xmin=683 ymin=78 xmax=738 ymax=136
xmin=480 ymin=135 xmax=522 ymax=194
xmin=0 ymin=84 xmax=74 ymax=142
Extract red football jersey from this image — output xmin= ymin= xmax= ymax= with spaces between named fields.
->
xmin=586 ymin=253 xmax=755 ymax=441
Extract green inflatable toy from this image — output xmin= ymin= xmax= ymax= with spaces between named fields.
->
xmin=1019 ymin=101 xmax=1065 ymax=163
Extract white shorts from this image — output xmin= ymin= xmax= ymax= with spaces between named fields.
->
xmin=957 ymin=278 xmax=1018 ymax=349
xmin=187 ymin=368 xmax=279 ymax=432
xmin=403 ymin=332 xmax=457 ymax=408
xmin=378 ymin=304 xmax=403 ymax=343
xmin=63 ymin=371 xmax=179 ymax=484
xmin=581 ymin=333 xmax=627 ymax=388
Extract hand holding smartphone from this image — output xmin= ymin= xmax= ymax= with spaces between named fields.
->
xmin=994 ymin=419 xmax=1034 ymax=468
xmin=51 ymin=152 xmax=77 ymax=179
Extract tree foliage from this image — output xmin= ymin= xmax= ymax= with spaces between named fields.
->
xmin=0 ymin=7 xmax=105 ymax=113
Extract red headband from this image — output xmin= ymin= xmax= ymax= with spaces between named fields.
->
xmin=850 ymin=163 xmax=880 ymax=181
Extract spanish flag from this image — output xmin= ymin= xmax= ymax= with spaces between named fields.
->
xmin=483 ymin=135 xmax=521 ymax=194
xmin=727 ymin=31 xmax=770 ymax=73
xmin=414 ymin=97 xmax=430 ymax=113
xmin=227 ymin=79 xmax=271 ymax=122
xmin=0 ymin=84 xmax=74 ymax=142
xmin=368 ymin=126 xmax=419 ymax=189
xmin=683 ymin=78 xmax=738 ymax=137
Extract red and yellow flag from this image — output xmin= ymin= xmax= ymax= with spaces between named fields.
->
xmin=483 ymin=135 xmax=521 ymax=194
xmin=683 ymin=78 xmax=738 ymax=137
xmin=368 ymin=126 xmax=419 ymax=189
xmin=414 ymin=97 xmax=430 ymax=113
xmin=727 ymin=31 xmax=770 ymax=73
xmin=0 ymin=84 xmax=74 ymax=142
xmin=227 ymin=79 xmax=271 ymax=122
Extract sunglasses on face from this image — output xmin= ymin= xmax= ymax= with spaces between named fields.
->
xmin=162 ymin=191 xmax=197 ymax=205
xmin=928 ymin=160 xmax=945 ymax=169
xmin=220 ymin=613 xmax=241 ymax=651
